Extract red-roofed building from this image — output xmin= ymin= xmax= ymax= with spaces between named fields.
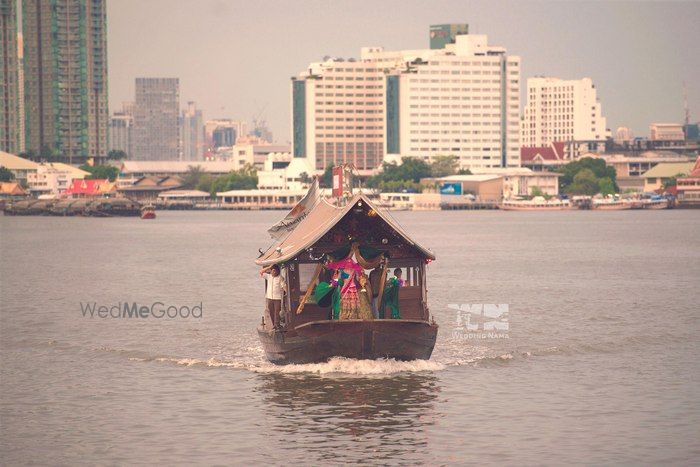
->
xmin=64 ymin=179 xmax=117 ymax=198
xmin=676 ymin=157 xmax=700 ymax=207
xmin=520 ymin=142 xmax=567 ymax=171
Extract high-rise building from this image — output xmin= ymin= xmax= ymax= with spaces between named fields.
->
xmin=181 ymin=101 xmax=203 ymax=161
xmin=17 ymin=32 xmax=24 ymax=153
xmin=0 ymin=0 xmax=21 ymax=154
xmin=292 ymin=58 xmax=385 ymax=170
xmin=204 ymin=119 xmax=247 ymax=148
xmin=23 ymin=0 xmax=109 ymax=163
xmin=109 ymin=101 xmax=134 ymax=159
xmin=108 ymin=102 xmax=134 ymax=158
xmin=133 ymin=78 xmax=180 ymax=160
xmin=292 ymin=28 xmax=521 ymax=171
xmin=521 ymin=77 xmax=607 ymax=156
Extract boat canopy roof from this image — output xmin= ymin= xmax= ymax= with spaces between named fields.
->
xmin=255 ymin=193 xmax=435 ymax=266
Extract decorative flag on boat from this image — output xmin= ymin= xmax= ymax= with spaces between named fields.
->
xmin=267 ymin=177 xmax=320 ymax=240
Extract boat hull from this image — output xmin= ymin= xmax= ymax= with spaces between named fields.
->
xmin=257 ymin=319 xmax=438 ymax=365
xmin=593 ymin=203 xmax=632 ymax=210
xmin=500 ymin=205 xmax=572 ymax=211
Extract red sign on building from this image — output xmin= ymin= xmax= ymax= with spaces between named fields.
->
xmin=332 ymin=166 xmax=343 ymax=197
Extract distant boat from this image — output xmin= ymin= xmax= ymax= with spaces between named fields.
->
xmin=140 ymin=205 xmax=156 ymax=219
xmin=642 ymin=198 xmax=669 ymax=210
xmin=500 ymin=196 xmax=572 ymax=211
xmin=592 ymin=198 xmax=632 ymax=210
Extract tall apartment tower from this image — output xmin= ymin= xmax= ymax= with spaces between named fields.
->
xmin=133 ymin=78 xmax=180 ymax=160
xmin=381 ymin=34 xmax=521 ymax=169
xmin=23 ymin=0 xmax=109 ymax=163
xmin=521 ymin=77 xmax=607 ymax=156
xmin=291 ymin=60 xmax=385 ymax=170
xmin=181 ymin=101 xmax=203 ymax=161
xmin=0 ymin=0 xmax=21 ymax=154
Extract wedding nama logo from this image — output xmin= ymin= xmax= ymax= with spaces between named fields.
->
xmin=448 ymin=303 xmax=509 ymax=339
xmin=80 ymin=302 xmax=203 ymax=319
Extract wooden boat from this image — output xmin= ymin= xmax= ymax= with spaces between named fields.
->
xmin=140 ymin=205 xmax=156 ymax=219
xmin=255 ymin=191 xmax=438 ymax=365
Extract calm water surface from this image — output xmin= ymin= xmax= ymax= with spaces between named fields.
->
xmin=1 ymin=210 xmax=699 ymax=465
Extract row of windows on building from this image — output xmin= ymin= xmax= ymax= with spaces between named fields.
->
xmin=408 ymin=118 xmax=520 ymax=125
xmin=409 ymin=78 xmax=518 ymax=85
xmin=315 ymin=126 xmax=384 ymax=130
xmin=315 ymin=117 xmax=384 ymax=122
xmin=316 ymin=102 xmax=384 ymax=107
xmin=315 ymin=84 xmax=383 ymax=89
xmin=315 ymin=109 xmax=384 ymax=114
xmin=408 ymin=87 xmax=516 ymax=93
xmin=409 ymin=112 xmax=516 ymax=118
xmin=409 ymin=95 xmax=518 ymax=101
xmin=408 ymin=148 xmax=520 ymax=155
xmin=318 ymin=76 xmax=384 ymax=81
xmin=409 ymin=104 xmax=516 ymax=110
xmin=314 ymin=93 xmax=384 ymax=97
xmin=316 ymin=134 xmax=384 ymax=139
xmin=425 ymin=61 xmax=519 ymax=67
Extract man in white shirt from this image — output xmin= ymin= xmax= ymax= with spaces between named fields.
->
xmin=259 ymin=264 xmax=286 ymax=329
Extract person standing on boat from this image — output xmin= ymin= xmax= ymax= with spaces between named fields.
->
xmin=380 ymin=268 xmax=404 ymax=319
xmin=259 ymin=264 xmax=286 ymax=329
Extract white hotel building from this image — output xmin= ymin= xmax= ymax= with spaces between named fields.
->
xmin=521 ymin=77 xmax=608 ymax=156
xmin=292 ymin=26 xmax=522 ymax=171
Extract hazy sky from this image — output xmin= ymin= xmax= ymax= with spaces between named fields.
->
xmin=108 ymin=0 xmax=700 ymax=144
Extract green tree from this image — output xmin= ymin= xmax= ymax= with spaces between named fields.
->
xmin=196 ymin=174 xmax=215 ymax=193
xmin=663 ymin=173 xmax=685 ymax=189
xmin=183 ymin=165 xmax=206 ymax=188
xmin=598 ymin=177 xmax=616 ymax=196
xmin=530 ymin=186 xmax=544 ymax=197
xmin=566 ymin=168 xmax=599 ymax=196
xmin=320 ymin=166 xmax=333 ymax=188
xmin=430 ymin=155 xmax=459 ymax=177
xmin=367 ymin=158 xmax=432 ymax=190
xmin=556 ymin=157 xmax=617 ymax=193
xmin=0 ymin=166 xmax=15 ymax=182
xmin=79 ymin=164 xmax=119 ymax=181
xmin=107 ymin=150 xmax=127 ymax=161
xmin=456 ymin=168 xmax=472 ymax=175
xmin=40 ymin=145 xmax=54 ymax=160
xmin=205 ymin=166 xmax=258 ymax=196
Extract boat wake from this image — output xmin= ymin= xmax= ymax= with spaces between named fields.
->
xmin=253 ymin=357 xmax=445 ymax=375
xmin=128 ymin=355 xmax=445 ymax=375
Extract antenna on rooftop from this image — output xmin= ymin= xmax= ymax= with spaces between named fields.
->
xmin=683 ymin=81 xmax=690 ymax=126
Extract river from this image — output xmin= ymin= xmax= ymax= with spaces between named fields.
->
xmin=1 ymin=210 xmax=698 ymax=465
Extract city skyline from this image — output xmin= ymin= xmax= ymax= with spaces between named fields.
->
xmin=107 ymin=0 xmax=700 ymax=144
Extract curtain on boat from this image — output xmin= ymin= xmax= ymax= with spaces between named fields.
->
xmin=326 ymin=242 xmax=385 ymax=269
